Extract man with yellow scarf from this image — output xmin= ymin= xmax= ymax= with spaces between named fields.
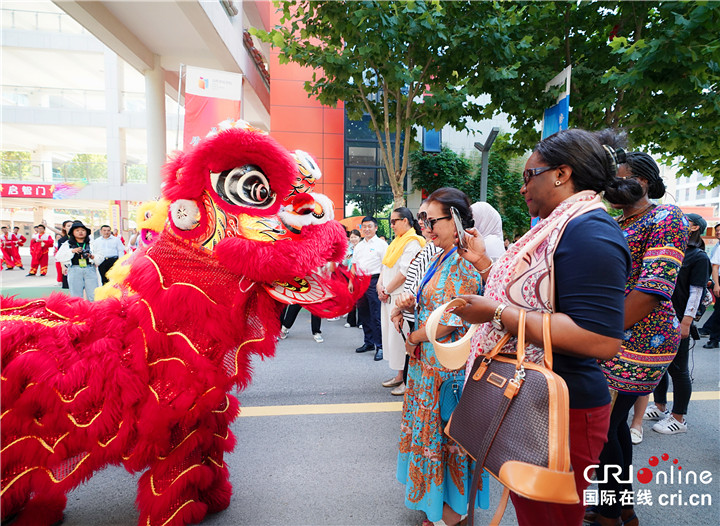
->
xmin=378 ymin=208 xmax=425 ymax=392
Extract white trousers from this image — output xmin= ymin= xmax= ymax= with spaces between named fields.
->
xmin=380 ymin=295 xmax=409 ymax=371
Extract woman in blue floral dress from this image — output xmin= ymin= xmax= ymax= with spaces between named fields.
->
xmin=394 ymin=188 xmax=488 ymax=526
xmin=591 ymin=152 xmax=688 ymax=526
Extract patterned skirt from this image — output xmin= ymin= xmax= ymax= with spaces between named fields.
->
xmin=397 ymin=351 xmax=489 ymax=521
xmin=600 ymin=302 xmax=680 ymax=394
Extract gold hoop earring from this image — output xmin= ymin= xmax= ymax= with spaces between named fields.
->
xmin=555 ymin=180 xmax=562 ymax=186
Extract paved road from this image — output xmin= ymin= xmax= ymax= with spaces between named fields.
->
xmin=2 ymin=267 xmax=718 ymax=525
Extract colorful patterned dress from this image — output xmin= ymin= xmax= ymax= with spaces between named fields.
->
xmin=599 ymin=204 xmax=688 ymax=394
xmin=396 ymin=249 xmax=488 ymax=521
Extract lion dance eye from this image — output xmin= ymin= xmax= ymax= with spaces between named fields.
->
xmin=210 ymin=165 xmax=276 ymax=209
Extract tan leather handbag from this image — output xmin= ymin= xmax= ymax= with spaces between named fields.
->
xmin=427 ymin=302 xmax=578 ymax=525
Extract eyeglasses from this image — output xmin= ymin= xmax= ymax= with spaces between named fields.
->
xmin=522 ymin=166 xmax=557 ymax=185
xmin=417 ymin=212 xmax=451 ymax=232
xmin=390 ymin=218 xmax=405 ymax=225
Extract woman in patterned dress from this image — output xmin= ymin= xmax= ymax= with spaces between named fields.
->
xmin=394 ymin=188 xmax=487 ymax=526
xmin=592 ymin=151 xmax=688 ymax=526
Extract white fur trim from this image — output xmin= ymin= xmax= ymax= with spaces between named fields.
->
xmin=169 ymin=199 xmax=200 ymax=230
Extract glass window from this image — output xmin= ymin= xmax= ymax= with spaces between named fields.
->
xmin=348 ymin=145 xmax=377 ymax=166
xmin=345 ymin=168 xmax=376 ymax=190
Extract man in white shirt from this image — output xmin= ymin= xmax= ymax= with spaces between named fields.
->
xmin=351 ymin=216 xmax=388 ymax=360
xmin=92 ymin=224 xmax=126 ymax=284
xmin=701 ymin=223 xmax=720 ymax=348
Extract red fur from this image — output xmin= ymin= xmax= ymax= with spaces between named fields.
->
xmin=1 ymin=129 xmax=368 ymax=526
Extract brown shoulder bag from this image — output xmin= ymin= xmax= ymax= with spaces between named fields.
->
xmin=438 ymin=307 xmax=578 ymax=525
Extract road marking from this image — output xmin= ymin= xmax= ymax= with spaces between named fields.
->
xmin=240 ymin=391 xmax=720 ymax=418
xmin=240 ymin=402 xmax=403 ymax=417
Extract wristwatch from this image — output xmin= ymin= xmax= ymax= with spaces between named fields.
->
xmin=491 ymin=303 xmax=507 ymax=331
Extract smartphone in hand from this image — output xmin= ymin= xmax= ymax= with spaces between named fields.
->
xmin=450 ymin=206 xmax=467 ymax=250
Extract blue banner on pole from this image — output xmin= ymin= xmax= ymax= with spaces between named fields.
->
xmin=542 ymin=95 xmax=569 ymax=139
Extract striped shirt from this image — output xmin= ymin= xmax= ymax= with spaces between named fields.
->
xmin=401 ymin=242 xmax=442 ymax=322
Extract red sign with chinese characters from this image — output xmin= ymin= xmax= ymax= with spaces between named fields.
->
xmin=0 ymin=183 xmax=54 ymax=198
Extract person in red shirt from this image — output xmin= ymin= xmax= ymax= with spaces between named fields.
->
xmin=1 ymin=226 xmax=15 ymax=270
xmin=27 ymin=224 xmax=54 ymax=276
xmin=11 ymin=226 xmax=26 ymax=270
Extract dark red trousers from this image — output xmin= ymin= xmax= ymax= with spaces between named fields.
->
xmin=509 ymin=403 xmax=611 ymax=526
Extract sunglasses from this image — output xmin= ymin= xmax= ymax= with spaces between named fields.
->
xmin=522 ymin=166 xmax=557 ymax=185
xmin=417 ymin=212 xmax=451 ymax=232
xmin=390 ymin=218 xmax=406 ymax=225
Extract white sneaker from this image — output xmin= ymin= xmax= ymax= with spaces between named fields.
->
xmin=643 ymin=404 xmax=670 ymax=421
xmin=652 ymin=416 xmax=688 ymax=435
xmin=313 ymin=333 xmax=324 ymax=343
xmin=344 ymin=323 xmax=351 ymax=328
xmin=279 ymin=327 xmax=289 ymax=340
xmin=328 ymin=317 xmax=340 ymax=321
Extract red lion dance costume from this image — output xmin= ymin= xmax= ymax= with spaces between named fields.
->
xmin=1 ymin=128 xmax=368 ymax=526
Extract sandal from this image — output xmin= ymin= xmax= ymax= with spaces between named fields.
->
xmin=420 ymin=515 xmax=468 ymax=526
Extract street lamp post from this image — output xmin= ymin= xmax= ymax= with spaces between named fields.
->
xmin=474 ymin=126 xmax=500 ymax=202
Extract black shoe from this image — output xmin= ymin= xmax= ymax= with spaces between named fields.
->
xmin=355 ymin=343 xmax=374 ymax=353
xmin=374 ymin=348 xmax=383 ymax=361
xmin=26 ymin=273 xmax=34 ymax=276
xmin=703 ymin=341 xmax=719 ymax=349
xmin=698 ymin=328 xmax=710 ymax=336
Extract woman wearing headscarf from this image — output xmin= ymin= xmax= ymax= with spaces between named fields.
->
xmin=378 ymin=208 xmax=425 ymax=394
xmin=469 ymin=202 xmax=505 ymax=262
xmin=451 ymin=129 xmax=634 ymax=526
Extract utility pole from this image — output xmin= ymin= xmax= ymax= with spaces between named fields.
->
xmin=474 ymin=127 xmax=500 ymax=202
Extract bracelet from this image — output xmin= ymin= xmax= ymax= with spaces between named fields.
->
xmin=406 ymin=332 xmax=418 ymax=346
xmin=478 ymin=259 xmax=493 ymax=274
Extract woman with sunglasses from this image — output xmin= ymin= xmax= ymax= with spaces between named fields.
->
xmin=451 ymin=129 xmax=636 ymax=526
xmin=395 ymin=188 xmax=487 ymax=526
xmin=378 ymin=208 xmax=425 ymax=394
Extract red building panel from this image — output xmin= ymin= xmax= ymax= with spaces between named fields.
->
xmin=272 ymin=106 xmax=325 ymax=134
xmin=271 ymin=79 xmax=323 ymax=108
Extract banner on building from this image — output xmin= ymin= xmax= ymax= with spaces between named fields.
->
xmin=542 ymin=65 xmax=571 ymax=139
xmin=1 ymin=183 xmax=54 ymax=198
xmin=183 ymin=66 xmax=243 ymax=150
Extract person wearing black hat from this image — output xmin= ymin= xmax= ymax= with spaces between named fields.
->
xmin=56 ymin=221 xmax=103 ymax=301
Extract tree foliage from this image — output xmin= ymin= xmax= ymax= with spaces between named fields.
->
xmin=410 ymin=138 xmax=530 ymax=239
xmin=478 ymin=1 xmax=720 ymax=185
xmin=253 ymin=0 xmax=520 ymax=207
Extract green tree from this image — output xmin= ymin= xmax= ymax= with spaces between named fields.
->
xmin=1 ymin=151 xmax=33 ymax=181
xmin=477 ymin=1 xmax=720 ymax=185
xmin=410 ymin=138 xmax=530 ymax=239
xmin=254 ymin=0 xmax=521 ymax=207
xmin=61 ymin=154 xmax=108 ymax=183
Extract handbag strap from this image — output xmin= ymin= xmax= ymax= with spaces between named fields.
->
xmin=466 ymin=310 xmax=527 ymax=526
xmin=542 ymin=312 xmax=553 ymax=369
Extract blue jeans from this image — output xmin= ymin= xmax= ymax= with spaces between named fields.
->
xmin=67 ymin=265 xmax=99 ymax=301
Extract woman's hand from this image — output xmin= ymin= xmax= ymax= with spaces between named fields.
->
xmin=395 ymin=292 xmax=416 ymax=311
xmin=71 ymin=247 xmax=83 ymax=254
xmin=450 ymin=295 xmax=499 ymax=325
xmin=457 ymin=227 xmax=487 ymax=266
xmin=391 ymin=308 xmax=404 ymax=333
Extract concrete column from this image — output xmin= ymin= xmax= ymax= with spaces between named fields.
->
xmin=105 ymin=50 xmax=125 ymax=189
xmin=145 ymin=55 xmax=166 ymax=199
